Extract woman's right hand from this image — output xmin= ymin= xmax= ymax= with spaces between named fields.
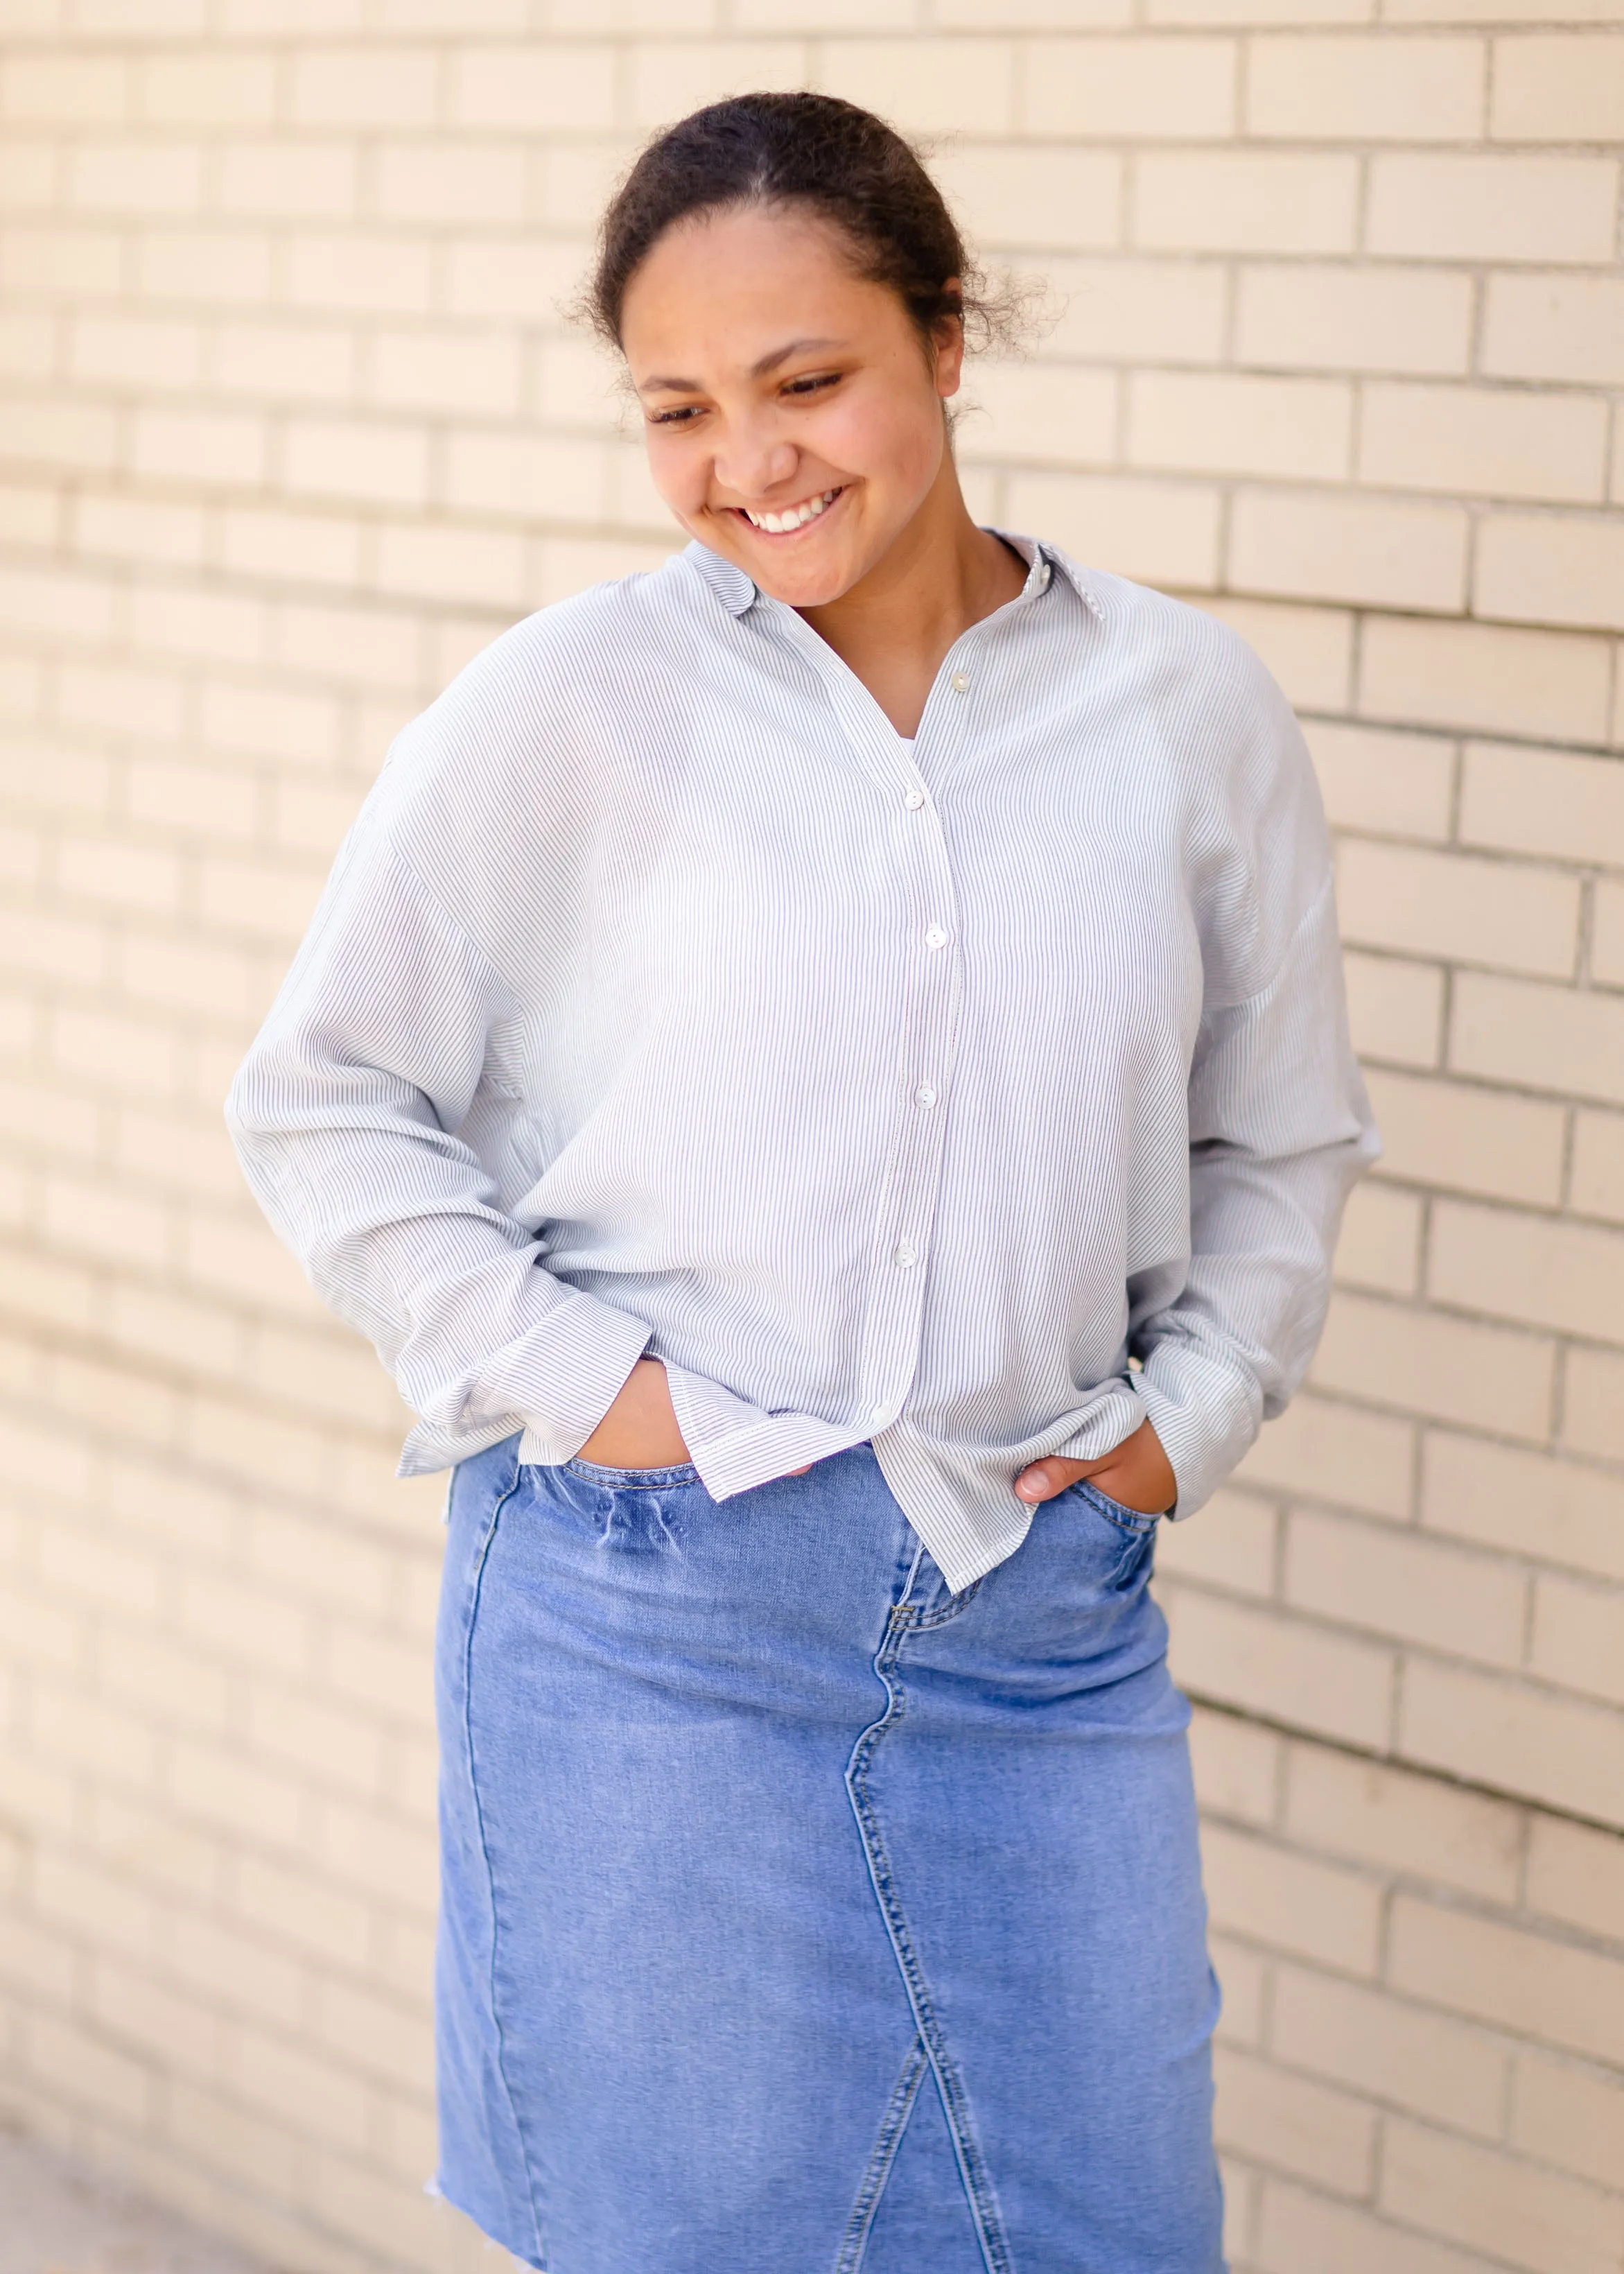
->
xmin=575 ymin=1357 xmax=692 ymax=1468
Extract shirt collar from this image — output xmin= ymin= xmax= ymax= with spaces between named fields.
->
xmin=681 ymin=528 xmax=1105 ymax=625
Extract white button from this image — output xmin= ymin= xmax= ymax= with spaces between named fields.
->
xmin=914 ymin=1084 xmax=937 ymax=1106
xmin=924 ymin=925 xmax=948 ymax=951
xmin=904 ymin=788 xmax=925 ymax=810
xmin=895 ymin=1242 xmax=916 ymax=1268
xmin=950 ymin=672 xmax=970 ymax=694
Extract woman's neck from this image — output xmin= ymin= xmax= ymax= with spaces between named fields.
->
xmin=795 ymin=454 xmax=1027 ymax=737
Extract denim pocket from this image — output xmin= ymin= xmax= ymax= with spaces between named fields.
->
xmin=1076 ymin=1477 xmax=1163 ymax=1534
xmin=562 ymin=1455 xmax=701 ymax=1490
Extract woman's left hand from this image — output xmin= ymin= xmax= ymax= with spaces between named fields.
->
xmin=1013 ymin=1417 xmax=1176 ymax=1513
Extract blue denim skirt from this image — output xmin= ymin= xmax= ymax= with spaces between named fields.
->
xmin=434 ymin=1439 xmax=1224 ymax=2274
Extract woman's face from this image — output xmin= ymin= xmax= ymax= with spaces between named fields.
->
xmin=620 ymin=202 xmax=963 ymax=610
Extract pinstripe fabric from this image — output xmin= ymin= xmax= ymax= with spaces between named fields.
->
xmin=226 ymin=532 xmax=1379 ymax=1593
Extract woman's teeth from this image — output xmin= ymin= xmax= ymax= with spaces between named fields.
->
xmin=742 ymin=487 xmax=840 ymax=535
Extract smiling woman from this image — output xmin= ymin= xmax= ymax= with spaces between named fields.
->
xmin=226 ymin=89 xmax=1378 ymax=2274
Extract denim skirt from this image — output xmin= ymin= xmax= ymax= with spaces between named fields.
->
xmin=433 ymin=1438 xmax=1224 ymax=2274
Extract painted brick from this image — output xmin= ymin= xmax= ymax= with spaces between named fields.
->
xmin=134 ymin=51 xmax=277 ymax=127
xmin=1130 ymin=371 xmax=1352 ymax=481
xmin=1510 ymin=2051 xmax=1624 ymax=2194
xmin=1254 ymin=2180 xmax=1501 ymax=2274
xmin=214 ymin=319 xmax=357 ymax=407
xmin=1460 ymin=741 xmax=1624 ymax=867
xmin=1310 ymin=1289 xmax=1556 ymax=1441
xmin=372 ymin=141 xmax=527 ymax=228
xmin=1362 ymin=1067 xmax=1566 ymax=1206
xmin=1163 ymin=1583 xmax=1396 ymax=1747
xmin=821 ymin=40 xmax=1017 ymax=134
xmin=217 ymin=143 xmax=359 ymax=223
xmin=1526 ymin=1812 xmax=1624 ymax=1947
xmin=627 ymin=42 xmax=811 ymax=129
xmin=285 ymin=233 xmax=434 ymax=318
xmin=1360 ymin=617 xmax=1613 ymax=745
xmin=441 ymin=429 xmax=606 ymax=525
xmin=1361 ymin=384 xmax=1608 ymax=505
xmin=1023 ymin=36 xmax=1238 ymax=135
xmin=444 ymin=234 xmax=584 ymax=323
xmin=1040 ymin=254 xmax=1228 ymax=363
xmin=1451 ymin=971 xmax=1624 ymax=1106
xmin=1232 ymin=489 xmax=1465 ymax=612
xmin=1193 ymin=595 xmax=1354 ymax=708
xmin=1365 ymin=153 xmax=1619 ymax=263
xmin=1201 ymin=1822 xmax=1384 ymax=1974
xmin=448 ymin=42 xmax=617 ymax=130
xmin=1476 ymin=514 xmax=1624 ymax=635
xmin=1572 ymin=1109 xmax=1624 ymax=1224
xmin=1429 ymin=1198 xmax=1624 ymax=1345
xmin=69 ymin=313 xmax=202 ymax=393
xmin=282 ymin=417 xmax=430 ymax=512
xmin=1379 ymin=2118 xmax=1624 ymax=2274
xmin=1284 ymin=1742 xmax=1523 ymax=1901
xmin=1 ymin=54 xmax=130 ymax=125
xmin=1133 ymin=151 xmax=1359 ymax=252
xmin=1482 ymin=272 xmax=1624 ymax=388
xmin=68 ymin=139 xmax=204 ymax=217
xmin=1188 ymin=1704 xmax=1283 ymax=1825
xmin=1285 ymin=1506 xmax=1528 ymax=1667
xmin=1231 ymin=1389 xmax=1415 ymax=1519
xmin=134 ymin=227 xmax=273 ymax=309
xmin=1271 ymin=1965 xmax=1510 ymax=2137
xmin=288 ymin=47 xmax=439 ymax=129
xmin=1594 ymin=879 xmax=1624 ymax=986
xmin=1154 ymin=1483 xmax=1278 ymax=1594
xmin=1528 ymin=1571 xmax=1624 ymax=1708
xmin=1400 ymin=1656 xmax=1624 ymax=1830
xmin=1388 ymin=1894 xmax=1624 ymax=2065
xmin=932 ymin=145 xmax=1123 ymax=253
xmin=1566 ymin=1345 xmax=1624 ymax=1464
xmin=219 ymin=506 xmax=360 ymax=595
xmin=1248 ymin=33 xmax=1484 ymax=137
xmin=959 ymin=361 xmax=1118 ymax=468
xmin=1340 ymin=951 xmax=1445 ymax=1071
xmin=373 ymin=520 xmax=528 ymax=611
xmin=1335 ymin=840 xmax=1580 ymax=981
xmin=1213 ymin=2042 xmax=1377 ymax=2193
xmin=1333 ymin=1179 xmax=1422 ymax=1294
xmin=24 ymin=2014 xmax=152 ymax=2129
xmin=1490 ymin=32 xmax=1624 ymax=139
xmin=1004 ymin=469 xmax=1221 ymax=588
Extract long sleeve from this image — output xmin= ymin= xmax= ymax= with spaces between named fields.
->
xmin=225 ymin=820 xmax=652 ymax=1475
xmin=1130 ymin=681 xmax=1381 ymax=1515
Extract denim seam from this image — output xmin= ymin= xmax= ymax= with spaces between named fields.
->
xmin=835 ymin=2031 xmax=929 ymax=2274
xmin=460 ymin=1445 xmax=551 ymax=2272
xmin=844 ymin=1615 xmax=1013 ymax=2274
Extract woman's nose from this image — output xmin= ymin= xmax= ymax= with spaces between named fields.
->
xmin=715 ymin=434 xmax=797 ymax=500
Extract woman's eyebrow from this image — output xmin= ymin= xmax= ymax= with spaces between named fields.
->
xmin=749 ymin=335 xmax=845 ymax=377
xmin=637 ymin=336 xmax=848 ymax=394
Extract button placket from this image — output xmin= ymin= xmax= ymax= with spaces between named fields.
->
xmin=856 ymin=749 xmax=965 ymax=1436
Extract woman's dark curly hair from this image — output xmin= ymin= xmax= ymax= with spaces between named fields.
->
xmin=585 ymin=91 xmax=1014 ymax=361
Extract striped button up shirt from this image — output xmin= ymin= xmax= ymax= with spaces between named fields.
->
xmin=227 ymin=533 xmax=1379 ymax=1592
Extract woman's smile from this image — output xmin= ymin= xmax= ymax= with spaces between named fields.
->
xmin=729 ymin=484 xmax=847 ymax=537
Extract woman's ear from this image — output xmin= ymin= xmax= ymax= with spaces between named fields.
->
xmin=934 ymin=290 xmax=967 ymax=401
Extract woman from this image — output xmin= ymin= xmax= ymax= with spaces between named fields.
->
xmin=229 ymin=92 xmax=1377 ymax=2274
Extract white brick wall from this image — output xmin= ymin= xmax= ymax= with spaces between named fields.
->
xmin=0 ymin=8 xmax=1620 ymax=2272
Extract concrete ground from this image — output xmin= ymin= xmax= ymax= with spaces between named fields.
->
xmin=0 ymin=2130 xmax=263 ymax=2274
